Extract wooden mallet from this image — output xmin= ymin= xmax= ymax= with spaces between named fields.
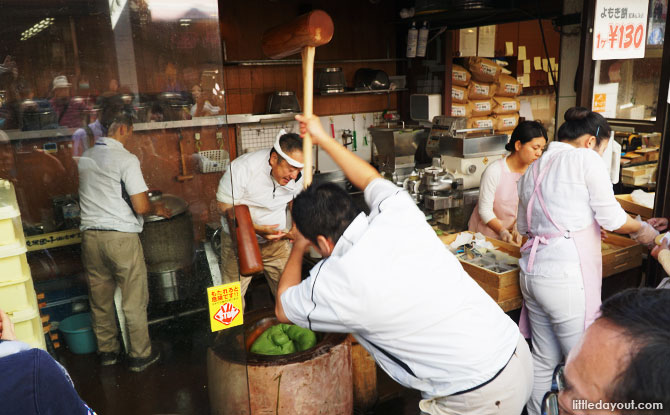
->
xmin=262 ymin=10 xmax=334 ymax=188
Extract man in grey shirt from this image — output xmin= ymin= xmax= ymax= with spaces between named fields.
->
xmin=78 ymin=106 xmax=169 ymax=372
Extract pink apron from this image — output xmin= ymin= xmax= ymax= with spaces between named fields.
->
xmin=518 ymin=151 xmax=603 ymax=338
xmin=468 ymin=158 xmax=522 ymax=239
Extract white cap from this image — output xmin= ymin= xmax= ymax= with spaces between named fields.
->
xmin=52 ymin=75 xmax=71 ymax=90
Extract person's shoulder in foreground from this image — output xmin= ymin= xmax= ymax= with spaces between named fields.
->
xmin=0 ymin=309 xmax=96 ymax=415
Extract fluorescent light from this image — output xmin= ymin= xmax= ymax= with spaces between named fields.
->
xmin=619 ymin=103 xmax=634 ymax=109
xmin=21 ymin=18 xmax=54 ymax=41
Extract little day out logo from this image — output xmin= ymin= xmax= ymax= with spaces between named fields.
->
xmin=207 ymin=282 xmax=243 ymax=331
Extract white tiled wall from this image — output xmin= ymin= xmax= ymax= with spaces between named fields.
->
xmin=237 ymin=111 xmax=382 ymax=174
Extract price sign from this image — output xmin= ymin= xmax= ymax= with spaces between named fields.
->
xmin=592 ymin=0 xmax=649 ymax=60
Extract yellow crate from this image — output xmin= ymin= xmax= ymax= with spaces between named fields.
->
xmin=0 ymin=275 xmax=36 ymax=313
xmin=0 ymin=251 xmax=29 ymax=284
xmin=0 ymin=215 xmax=25 ymax=248
xmin=10 ymin=307 xmax=46 ymax=350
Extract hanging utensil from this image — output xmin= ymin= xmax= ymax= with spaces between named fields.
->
xmin=352 ymin=114 xmax=357 ymax=151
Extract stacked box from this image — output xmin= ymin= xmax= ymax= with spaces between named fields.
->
xmin=0 ymin=180 xmax=45 ymax=350
xmin=451 ymin=65 xmax=471 ymax=118
xmin=492 ymin=74 xmax=522 ymax=134
xmin=462 ymin=57 xmax=502 ymax=129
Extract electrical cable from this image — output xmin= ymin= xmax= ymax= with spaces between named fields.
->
xmin=536 ymin=0 xmax=558 ymax=95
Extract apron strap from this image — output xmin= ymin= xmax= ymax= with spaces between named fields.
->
xmin=523 ymin=151 xmax=568 ymax=272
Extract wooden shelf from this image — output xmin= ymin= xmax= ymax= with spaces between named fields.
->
xmin=318 ymin=88 xmax=407 ymax=96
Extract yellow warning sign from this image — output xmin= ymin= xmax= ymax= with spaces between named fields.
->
xmin=593 ymin=93 xmax=607 ymax=113
xmin=207 ymin=282 xmax=243 ymax=332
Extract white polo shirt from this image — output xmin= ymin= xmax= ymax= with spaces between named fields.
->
xmin=78 ymin=137 xmax=148 ymax=233
xmin=216 ymin=148 xmax=303 ymax=240
xmin=281 ymin=178 xmax=520 ymax=398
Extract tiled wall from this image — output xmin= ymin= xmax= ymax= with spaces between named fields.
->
xmin=238 ymin=112 xmax=382 ymax=173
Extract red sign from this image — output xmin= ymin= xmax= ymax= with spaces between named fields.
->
xmin=213 ymin=303 xmax=240 ymax=326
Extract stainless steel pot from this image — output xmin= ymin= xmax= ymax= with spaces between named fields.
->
xmin=315 ymin=67 xmax=345 ymax=93
xmin=140 ymin=192 xmax=195 ymax=303
xmin=266 ymin=91 xmax=301 ymax=114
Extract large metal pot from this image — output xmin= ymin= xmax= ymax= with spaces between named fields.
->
xmin=140 ymin=192 xmax=195 ymax=303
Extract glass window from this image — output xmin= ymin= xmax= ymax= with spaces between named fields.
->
xmin=0 ymin=0 xmax=225 ymax=133
xmin=591 ymin=0 xmax=667 ymax=121
xmin=0 ymin=2 xmax=249 ymax=413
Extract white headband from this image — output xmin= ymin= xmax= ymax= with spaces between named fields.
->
xmin=273 ymin=129 xmax=304 ymax=168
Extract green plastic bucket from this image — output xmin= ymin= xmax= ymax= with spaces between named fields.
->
xmin=59 ymin=313 xmax=96 ymax=354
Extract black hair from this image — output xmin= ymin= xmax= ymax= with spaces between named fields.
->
xmin=292 ymin=183 xmax=362 ymax=246
xmin=270 ymin=133 xmax=303 ymax=162
xmin=100 ymin=95 xmax=133 ymax=134
xmin=557 ymin=106 xmax=611 ymax=148
xmin=599 ymin=288 xmax=670 ymax=410
xmin=505 ymin=120 xmax=548 ymax=152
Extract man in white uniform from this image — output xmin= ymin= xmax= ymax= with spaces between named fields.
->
xmin=78 ymin=106 xmax=169 ymax=372
xmin=276 ymin=114 xmax=533 ymax=415
xmin=216 ymin=131 xmax=303 ymax=304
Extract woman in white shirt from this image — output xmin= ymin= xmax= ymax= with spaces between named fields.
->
xmin=517 ymin=107 xmax=659 ymax=415
xmin=468 ymin=121 xmax=547 ymax=244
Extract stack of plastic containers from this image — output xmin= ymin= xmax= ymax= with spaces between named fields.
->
xmin=0 ymin=179 xmax=45 ymax=350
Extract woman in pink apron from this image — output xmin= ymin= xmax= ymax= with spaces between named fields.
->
xmin=468 ymin=121 xmax=547 ymax=244
xmin=517 ymin=107 xmax=659 ymax=415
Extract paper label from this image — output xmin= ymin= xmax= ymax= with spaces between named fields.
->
xmin=475 ymin=101 xmax=491 ymax=111
xmin=452 ymin=106 xmax=466 ymax=117
xmin=502 ymin=101 xmax=518 ymax=111
xmin=504 ymin=84 xmax=519 ymax=94
xmin=476 ymin=119 xmax=494 ymax=128
xmin=453 ymin=71 xmax=467 ymax=82
xmin=475 ymin=84 xmax=490 ymax=95
xmin=452 ymin=88 xmax=465 ymax=100
xmin=207 ymin=282 xmax=244 ymax=332
xmin=481 ymin=63 xmax=497 ymax=76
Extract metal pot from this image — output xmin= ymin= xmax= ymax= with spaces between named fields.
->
xmin=140 ymin=192 xmax=195 ymax=303
xmin=266 ymin=91 xmax=301 ymax=114
xmin=315 ymin=67 xmax=345 ymax=93
xmin=354 ymin=68 xmax=390 ymax=90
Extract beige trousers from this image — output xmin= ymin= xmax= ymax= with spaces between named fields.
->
xmin=419 ymin=335 xmax=533 ymax=415
xmin=220 ymin=232 xmax=290 ymax=307
xmin=81 ymin=230 xmax=151 ymax=359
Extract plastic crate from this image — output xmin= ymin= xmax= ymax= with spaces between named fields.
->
xmin=0 ymin=250 xmax=29 ymax=284
xmin=197 ymin=150 xmax=229 ymax=173
xmin=0 ymin=275 xmax=36 ymax=313
xmin=10 ymin=307 xmax=46 ymax=350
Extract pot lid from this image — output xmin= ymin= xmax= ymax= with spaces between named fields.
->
xmin=144 ymin=191 xmax=188 ymax=222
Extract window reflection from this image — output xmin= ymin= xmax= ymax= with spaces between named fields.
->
xmin=0 ymin=0 xmax=225 ymax=132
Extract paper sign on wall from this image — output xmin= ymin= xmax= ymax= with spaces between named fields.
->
xmin=592 ymin=0 xmax=649 ymax=60
xmin=207 ymin=282 xmax=244 ymax=332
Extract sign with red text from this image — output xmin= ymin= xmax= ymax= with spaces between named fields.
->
xmin=593 ymin=0 xmax=649 ymax=60
xmin=207 ymin=282 xmax=243 ymax=332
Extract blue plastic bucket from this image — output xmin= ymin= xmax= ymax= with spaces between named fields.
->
xmin=59 ymin=313 xmax=97 ymax=354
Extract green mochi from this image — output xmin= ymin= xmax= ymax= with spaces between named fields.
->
xmin=250 ymin=324 xmax=317 ymax=355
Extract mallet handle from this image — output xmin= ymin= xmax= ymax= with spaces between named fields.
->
xmin=302 ymin=46 xmax=315 ymax=188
